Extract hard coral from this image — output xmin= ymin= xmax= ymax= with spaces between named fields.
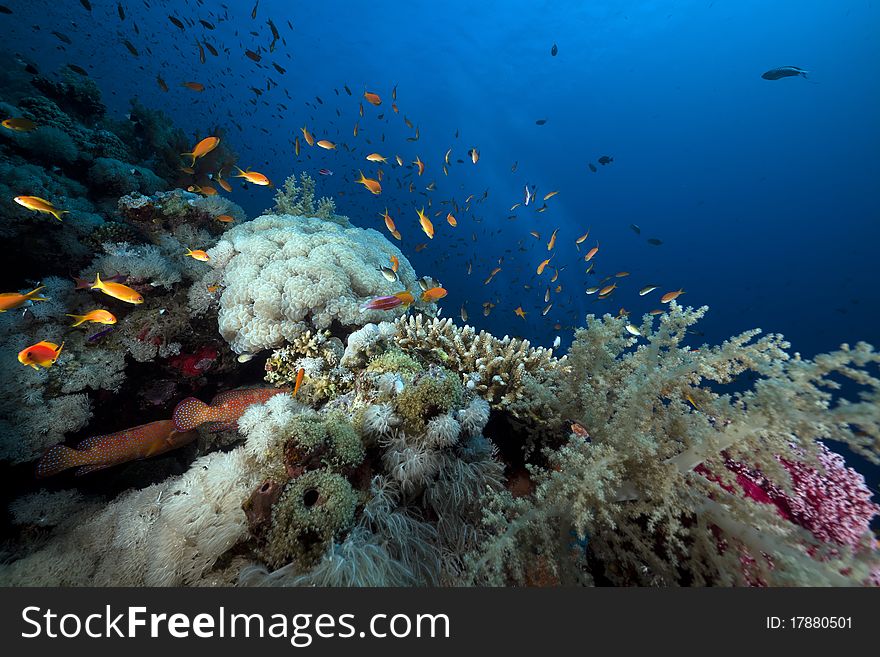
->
xmin=208 ymin=214 xmax=420 ymax=354
xmin=394 ymin=314 xmax=566 ymax=417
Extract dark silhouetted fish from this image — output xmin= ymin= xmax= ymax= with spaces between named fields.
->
xmin=551 ymin=43 xmax=558 ymax=56
xmin=761 ymin=66 xmax=808 ymax=80
xmin=598 ymin=155 xmax=613 ymax=165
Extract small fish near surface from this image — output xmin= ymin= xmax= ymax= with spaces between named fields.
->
xmin=36 ymin=419 xmax=198 ymax=477
xmin=172 ymin=387 xmax=290 ymax=433
xmin=761 ymin=66 xmax=809 ymax=81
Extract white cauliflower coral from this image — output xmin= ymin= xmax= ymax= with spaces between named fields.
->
xmin=208 ymin=214 xmax=420 ymax=355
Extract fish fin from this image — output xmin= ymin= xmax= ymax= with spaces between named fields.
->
xmin=91 ymin=272 xmax=103 ymax=289
xmin=66 ymin=314 xmax=85 ymax=327
xmin=36 ymin=445 xmax=89 ymax=478
xmin=172 ymin=396 xmax=211 ymax=432
xmin=75 ymin=463 xmax=115 ymax=476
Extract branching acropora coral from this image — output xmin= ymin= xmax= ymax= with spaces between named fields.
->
xmin=393 ymin=314 xmax=567 ymax=417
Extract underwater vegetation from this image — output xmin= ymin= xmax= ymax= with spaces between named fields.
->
xmin=0 ymin=9 xmax=877 ymax=588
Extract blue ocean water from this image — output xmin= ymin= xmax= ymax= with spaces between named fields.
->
xmin=2 ymin=2 xmax=878 ymax=491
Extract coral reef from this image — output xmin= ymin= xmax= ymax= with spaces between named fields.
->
xmin=465 ymin=304 xmax=880 ymax=586
xmin=1 ymin=60 xmax=876 ymax=589
xmin=393 ymin=314 xmax=567 ymax=421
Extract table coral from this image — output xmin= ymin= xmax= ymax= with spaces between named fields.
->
xmin=208 ymin=214 xmax=421 ymax=355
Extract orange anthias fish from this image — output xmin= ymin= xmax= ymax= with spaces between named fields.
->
xmin=18 ymin=340 xmax=63 ymax=369
xmin=185 ymin=248 xmax=211 ymax=262
xmin=446 ymin=212 xmax=457 ymax=227
xmin=661 ymin=289 xmax=685 ymax=303
xmin=0 ymin=285 xmax=45 ymax=312
xmin=300 ymin=126 xmax=315 ymax=146
xmin=233 ymin=167 xmax=272 ymax=186
xmin=360 ymin=291 xmax=414 ymax=312
xmin=293 ymin=367 xmax=305 ymax=396
xmin=317 ymin=139 xmax=336 ymax=150
xmin=421 ymin=286 xmax=447 ymax=302
xmin=14 ymin=196 xmax=69 ymax=221
xmin=2 ymin=117 xmax=37 ymax=131
xmin=417 ymin=207 xmax=434 ymax=238
xmin=363 ymin=91 xmax=382 ymax=106
xmin=181 ymin=136 xmax=219 ymax=167
xmin=381 ymin=208 xmax=396 ymax=233
xmin=584 ymin=242 xmax=599 ymax=262
xmin=216 ymin=214 xmax=235 ymax=223
xmin=413 ymin=156 xmax=424 ymax=176
xmin=172 ymin=387 xmax=290 ymax=432
xmin=67 ymin=309 xmax=116 ymax=327
xmin=537 ymin=256 xmax=553 ymax=275
xmin=570 ymin=422 xmax=590 ymax=439
xmin=514 ymin=306 xmax=527 ymax=319
xmin=216 ymin=171 xmax=233 ymax=193
xmin=547 ymin=228 xmax=558 ymax=251
xmin=356 ymin=171 xmax=382 ymax=195
xmin=36 ymin=420 xmax=198 ymax=478
xmin=366 ymin=153 xmax=386 ymax=163
xmin=181 ymin=81 xmax=205 ymax=92
xmin=389 ymin=254 xmax=400 ymax=273
xmin=91 ymin=272 xmax=144 ymax=304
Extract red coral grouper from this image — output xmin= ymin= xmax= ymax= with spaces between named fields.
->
xmin=36 ymin=420 xmax=197 ymax=477
xmin=172 ymin=387 xmax=289 ymax=432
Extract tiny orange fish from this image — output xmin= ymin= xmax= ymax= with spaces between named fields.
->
xmin=660 ymin=289 xmax=684 ymax=303
xmin=300 ymin=126 xmax=315 ymax=146
xmin=417 ymin=207 xmax=434 ymax=238
xmin=446 ymin=212 xmax=457 ymax=227
xmin=181 ymin=81 xmax=205 ymax=92
xmin=185 ymin=248 xmax=210 ymax=262
xmin=181 ymin=136 xmax=219 ymax=168
xmin=294 ymin=367 xmax=305 ymax=396
xmin=413 ymin=156 xmax=424 ymax=176
xmin=18 ymin=340 xmax=63 ymax=370
xmin=0 ymin=285 xmax=45 ymax=312
xmin=584 ymin=242 xmax=599 ymax=262
xmin=364 ymin=91 xmax=381 ymax=106
xmin=67 ymin=309 xmax=117 ymax=327
xmin=317 ymin=139 xmax=336 ymax=150
xmin=216 ymin=214 xmax=235 ymax=223
xmin=233 ymin=167 xmax=272 ymax=186
xmin=537 ymin=256 xmax=553 ymax=275
xmin=421 ymin=286 xmax=447 ymax=303
xmin=356 ymin=170 xmax=382 ymax=195
xmin=91 ymin=272 xmax=143 ymax=304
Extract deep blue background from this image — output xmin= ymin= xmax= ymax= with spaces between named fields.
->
xmin=1 ymin=0 xmax=878 ymax=526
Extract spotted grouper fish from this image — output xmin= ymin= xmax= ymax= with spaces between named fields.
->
xmin=36 ymin=420 xmax=197 ymax=477
xmin=172 ymin=387 xmax=289 ymax=432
